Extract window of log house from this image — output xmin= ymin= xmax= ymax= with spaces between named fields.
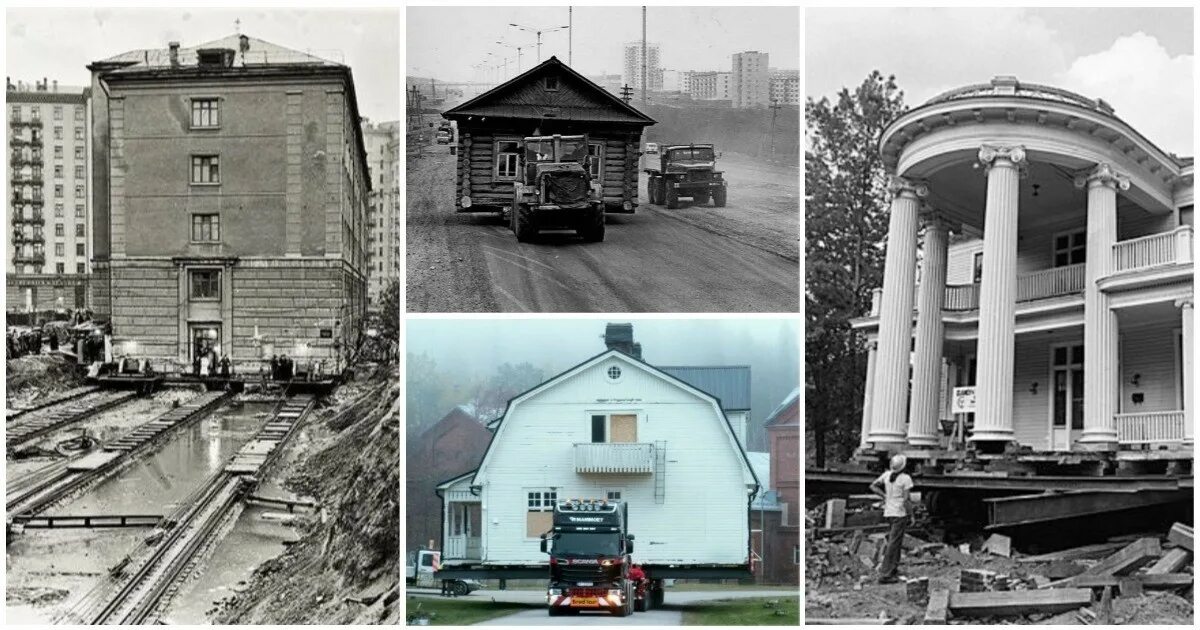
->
xmin=495 ymin=139 xmax=521 ymax=181
xmin=587 ymin=142 xmax=604 ymax=180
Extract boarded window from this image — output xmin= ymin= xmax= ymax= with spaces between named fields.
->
xmin=495 ymin=140 xmax=521 ymax=180
xmin=587 ymin=143 xmax=604 ymax=180
xmin=591 ymin=415 xmax=606 ymax=443
xmin=526 ymin=489 xmax=556 ymax=538
xmin=527 ymin=511 xmax=552 ymax=538
xmin=610 ymin=414 xmax=637 ymax=443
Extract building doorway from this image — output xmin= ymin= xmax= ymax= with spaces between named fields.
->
xmin=1050 ymin=344 xmax=1084 ymax=450
xmin=191 ymin=325 xmax=221 ymax=364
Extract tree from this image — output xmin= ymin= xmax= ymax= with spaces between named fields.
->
xmin=805 ymin=71 xmax=907 ymax=467
xmin=466 ymin=362 xmax=545 ymax=421
xmin=405 ymin=351 xmax=459 ymax=441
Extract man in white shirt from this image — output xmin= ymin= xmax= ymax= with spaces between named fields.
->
xmin=868 ymin=454 xmax=914 ymax=584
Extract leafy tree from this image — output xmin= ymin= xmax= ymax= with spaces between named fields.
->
xmin=805 ymin=71 xmax=907 ymax=467
xmin=404 ymin=351 xmax=459 ymax=441
xmin=466 ymin=362 xmax=545 ymax=421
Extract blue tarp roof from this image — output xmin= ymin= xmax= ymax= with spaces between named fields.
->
xmin=659 ymin=365 xmax=751 ymax=411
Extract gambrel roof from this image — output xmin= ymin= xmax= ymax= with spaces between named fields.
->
xmin=472 ymin=349 xmax=759 ymax=491
xmin=443 ymin=56 xmax=656 ymax=126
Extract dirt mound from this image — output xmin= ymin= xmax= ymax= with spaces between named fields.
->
xmin=1114 ymin=591 xmax=1193 ymax=625
xmin=6 ymin=354 xmax=84 ymax=405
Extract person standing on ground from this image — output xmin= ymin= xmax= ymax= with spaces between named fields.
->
xmin=869 ymin=454 xmax=915 ymax=584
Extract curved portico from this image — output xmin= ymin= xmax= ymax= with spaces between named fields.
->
xmin=859 ymin=76 xmax=1194 ymax=454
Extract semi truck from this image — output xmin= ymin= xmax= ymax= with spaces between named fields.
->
xmin=540 ymin=499 xmax=639 ymax=616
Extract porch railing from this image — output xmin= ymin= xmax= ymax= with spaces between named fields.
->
xmin=941 ymin=264 xmax=1085 ymax=311
xmin=445 ymin=535 xmax=482 ymax=560
xmin=1115 ymin=410 xmax=1187 ymax=445
xmin=944 ymin=284 xmax=978 ymax=311
xmin=1113 ymin=225 xmax=1194 ymax=273
xmin=574 ymin=442 xmax=655 ymax=474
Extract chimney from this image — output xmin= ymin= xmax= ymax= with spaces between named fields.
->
xmin=52 ymin=80 xmax=57 ymax=93
xmin=42 ymin=77 xmax=47 ymax=91
xmin=168 ymin=41 xmax=180 ymax=67
xmin=604 ymin=323 xmax=638 ymax=358
xmin=6 ymin=77 xmax=12 ymax=91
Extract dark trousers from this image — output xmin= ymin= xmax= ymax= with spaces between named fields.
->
xmin=879 ymin=515 xmax=909 ymax=579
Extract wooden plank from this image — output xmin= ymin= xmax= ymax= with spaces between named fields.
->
xmin=1066 ymin=573 xmax=1193 ymax=590
xmin=1146 ymin=547 xmax=1192 ymax=575
xmin=1076 ymin=537 xmax=1160 ymax=579
xmin=825 ymin=498 xmax=847 ymax=529
xmin=806 ymin=618 xmax=893 ymax=625
xmin=949 ymin=588 xmax=1093 ymax=617
xmin=923 ymin=588 xmax=950 ymax=624
xmin=1097 ymin=586 xmax=1112 ymax=625
xmin=1168 ymin=523 xmax=1193 ymax=552
xmin=1017 ymin=542 xmax=1127 ymax=563
xmin=984 ymin=533 xmax=1012 ymax=558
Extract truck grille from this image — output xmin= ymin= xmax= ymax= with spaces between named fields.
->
xmin=558 ymin=564 xmax=611 ymax=583
xmin=685 ymin=170 xmax=711 ymax=182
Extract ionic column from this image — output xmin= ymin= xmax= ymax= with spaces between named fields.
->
xmin=907 ymin=210 xmax=951 ymax=447
xmin=970 ymin=145 xmax=1025 ymax=446
xmin=1178 ymin=298 xmax=1194 ymax=443
xmin=1076 ymin=164 xmax=1128 ymax=450
xmin=868 ymin=177 xmax=927 ymax=449
xmin=860 ymin=340 xmax=878 ymax=448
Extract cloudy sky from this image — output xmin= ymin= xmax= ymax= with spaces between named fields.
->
xmin=806 ymin=7 xmax=1194 ymax=156
xmin=6 ymin=8 xmax=399 ymax=122
xmin=407 ymin=6 xmax=799 ymax=83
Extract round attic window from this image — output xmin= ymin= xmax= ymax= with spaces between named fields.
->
xmin=607 ymin=365 xmax=622 ymax=381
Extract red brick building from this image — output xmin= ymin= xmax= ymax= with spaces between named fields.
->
xmin=405 ymin=406 xmax=492 ymax=551
xmin=761 ymin=387 xmax=799 ymax=584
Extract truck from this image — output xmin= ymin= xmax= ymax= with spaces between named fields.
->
xmin=508 ymin=134 xmax=605 ymax=243
xmin=540 ymin=499 xmax=638 ymax=616
xmin=644 ymin=144 xmax=727 ymax=209
xmin=407 ymin=549 xmax=481 ymax=596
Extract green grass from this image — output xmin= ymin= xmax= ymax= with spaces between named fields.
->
xmin=405 ymin=596 xmax=539 ymax=626
xmin=682 ymin=596 xmax=801 ymax=626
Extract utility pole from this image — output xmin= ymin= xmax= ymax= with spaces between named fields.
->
xmin=641 ymin=6 xmax=647 ymax=105
xmin=510 ymin=23 xmax=570 ymax=63
xmin=496 ymin=41 xmax=523 ymax=74
xmin=768 ymin=99 xmax=782 ymax=157
xmin=620 ymin=84 xmax=633 ymax=103
xmin=568 ymin=7 xmax=573 ymax=66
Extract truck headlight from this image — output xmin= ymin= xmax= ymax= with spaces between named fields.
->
xmin=622 ymin=200 xmax=633 ymax=211
xmin=548 ymin=588 xmax=562 ymax=596
xmin=608 ymin=589 xmax=623 ymax=603
xmin=460 ymin=196 xmax=472 ymax=208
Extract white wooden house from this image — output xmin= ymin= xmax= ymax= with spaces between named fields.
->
xmin=437 ymin=348 xmax=759 ymax=574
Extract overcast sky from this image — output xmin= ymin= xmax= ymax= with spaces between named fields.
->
xmin=6 ymin=8 xmax=399 ymax=122
xmin=406 ymin=318 xmax=800 ymax=429
xmin=807 ymin=7 xmax=1194 ymax=156
xmin=407 ymin=6 xmax=798 ymax=83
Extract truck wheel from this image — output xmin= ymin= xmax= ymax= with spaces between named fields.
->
xmin=451 ymin=581 xmax=469 ymax=596
xmin=694 ymin=191 xmax=711 ymax=205
xmin=634 ymin=597 xmax=647 ymax=612
xmin=579 ymin=212 xmax=605 ymax=243
xmin=513 ymin=205 xmax=534 ymax=243
xmin=713 ymin=187 xmax=727 ymax=207
xmin=665 ymin=187 xmax=679 ymax=209
xmin=650 ymin=585 xmax=665 ymax=608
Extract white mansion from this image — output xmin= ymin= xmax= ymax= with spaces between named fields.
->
xmin=853 ymin=76 xmax=1194 ymax=453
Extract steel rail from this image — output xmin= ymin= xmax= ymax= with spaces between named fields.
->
xmin=7 ymin=386 xmax=101 ymax=422
xmin=7 ymin=390 xmax=138 ymax=449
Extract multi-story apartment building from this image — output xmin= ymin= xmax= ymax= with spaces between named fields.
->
xmin=731 ymin=51 xmax=769 ymax=109
xmin=622 ymin=42 xmax=662 ymax=93
xmin=854 ymin=76 xmax=1194 ymax=454
xmin=7 ymin=79 xmax=91 ymax=311
xmin=690 ymin=71 xmax=731 ymax=101
xmin=362 ymin=119 xmax=400 ymax=304
xmin=88 ymin=34 xmax=369 ymax=372
xmin=769 ymin=69 xmax=800 ymax=106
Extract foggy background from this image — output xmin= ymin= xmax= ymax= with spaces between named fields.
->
xmin=406 ymin=318 xmax=800 ymax=452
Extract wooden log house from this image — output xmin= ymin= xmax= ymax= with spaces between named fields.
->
xmin=442 ymin=56 xmax=656 ymax=213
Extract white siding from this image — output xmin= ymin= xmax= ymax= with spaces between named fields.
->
xmin=1119 ymin=322 xmax=1181 ymax=414
xmin=476 ymin=354 xmax=751 ymax=566
xmin=1119 ymin=207 xmax=1175 ymax=241
xmin=946 ymin=239 xmax=983 ymax=285
xmin=1011 ymin=329 xmax=1083 ymax=450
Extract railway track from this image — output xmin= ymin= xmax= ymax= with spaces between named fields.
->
xmin=70 ymin=394 xmax=318 ymax=625
xmin=6 ymin=390 xmax=139 ymax=450
xmin=7 ymin=385 xmax=101 ymax=422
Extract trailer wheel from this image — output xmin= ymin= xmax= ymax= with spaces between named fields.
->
xmin=650 ymin=584 xmax=665 ymax=608
xmin=451 ymin=581 xmax=470 ymax=596
xmin=713 ymin=187 xmax=727 ymax=207
xmin=665 ymin=187 xmax=680 ymax=209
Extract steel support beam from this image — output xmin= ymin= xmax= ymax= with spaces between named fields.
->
xmin=984 ymin=490 xmax=1190 ymax=528
xmin=806 ymin=469 xmax=1190 ymax=494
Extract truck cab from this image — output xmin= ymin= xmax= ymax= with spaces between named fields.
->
xmin=540 ymin=499 xmax=635 ymax=616
xmin=644 ymin=144 xmax=727 ymax=209
xmin=509 ymin=135 xmax=605 ymax=243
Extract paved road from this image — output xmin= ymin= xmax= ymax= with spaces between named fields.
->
xmin=407 ymin=145 xmax=799 ymax=313
xmin=408 ymin=588 xmax=796 ymax=626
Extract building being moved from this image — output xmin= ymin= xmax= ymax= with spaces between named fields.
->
xmin=87 ymin=34 xmax=370 ymax=373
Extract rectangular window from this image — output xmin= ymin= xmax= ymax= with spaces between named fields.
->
xmin=525 ymin=489 xmax=557 ymax=538
xmin=55 ymin=223 xmax=64 ymax=237
xmin=606 ymin=491 xmax=622 ymax=502
xmin=56 ymin=262 xmax=65 ymax=274
xmin=54 ymin=126 xmax=63 ymax=140
xmin=75 ymin=204 xmax=84 ymax=218
xmin=75 ymin=107 xmax=84 ymax=121
xmin=31 ymin=106 xmax=40 ymax=120
xmin=55 ymin=203 xmax=64 ymax=217
xmin=74 ymin=127 xmax=84 ymax=140
xmin=191 ymin=99 xmax=220 ymax=128
xmin=972 ymin=251 xmax=983 ymax=283
xmin=75 ymin=146 xmax=85 ymax=160
xmin=53 ymin=105 xmax=62 ymax=120
xmin=54 ymin=185 xmax=63 ymax=198
xmin=10 ymin=105 xmax=20 ymax=121
xmin=190 ymin=269 xmax=221 ymax=300
xmin=75 ymin=223 xmax=84 ymax=237
xmin=591 ymin=414 xmax=606 ymax=443
xmin=587 ymin=143 xmax=605 ymax=180
xmin=191 ymin=155 xmax=220 ymax=184
xmin=1053 ymin=231 xmax=1086 ymax=267
xmin=74 ymin=185 xmax=84 ymax=199
xmin=75 ymin=166 xmax=84 ymax=179
xmin=544 ymin=76 xmax=559 ymax=91
xmin=191 ymin=214 xmax=221 ymax=242
xmin=55 ymin=243 xmax=64 ymax=256
xmin=494 ymin=140 xmax=521 ymax=181
xmin=76 ymin=262 xmax=85 ymax=274
xmin=54 ymin=165 xmax=63 ymax=178
xmin=76 ymin=243 xmax=85 ymax=256
xmin=793 ymin=545 xmax=801 ymax=565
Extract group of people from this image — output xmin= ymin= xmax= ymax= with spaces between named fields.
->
xmin=192 ymin=348 xmax=233 ymax=378
xmin=269 ymin=354 xmax=297 ymax=381
xmin=6 ymin=326 xmax=43 ymax=359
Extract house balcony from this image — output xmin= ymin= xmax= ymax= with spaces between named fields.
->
xmin=11 ymin=174 xmax=43 ymax=186
xmin=12 ymin=253 xmax=45 ymax=266
xmin=9 ymin=154 xmax=43 ymax=166
xmin=943 ymin=263 xmax=1086 ymax=312
xmin=11 ymin=232 xmax=44 ymax=244
xmin=1115 ymin=410 xmax=1187 ymax=446
xmin=445 ymin=535 xmax=482 ymax=561
xmin=1112 ymin=225 xmax=1193 ymax=273
xmin=574 ymin=442 xmax=656 ymax=474
xmin=10 ymin=118 xmax=43 ymax=128
xmin=11 ymin=213 xmax=44 ymax=226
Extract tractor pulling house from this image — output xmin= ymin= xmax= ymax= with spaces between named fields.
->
xmin=442 ymin=57 xmax=655 ymax=214
xmin=815 ymin=77 xmax=1195 ymax=528
xmin=434 ymin=325 xmax=761 ymax=607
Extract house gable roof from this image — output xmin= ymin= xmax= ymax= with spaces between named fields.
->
xmin=764 ymin=386 xmax=800 ymax=427
xmin=659 ymin=366 xmax=751 ymax=411
xmin=472 ymin=348 xmax=759 ymax=491
xmin=443 ymin=56 xmax=655 ymax=126
xmin=94 ymin=34 xmax=341 ymax=72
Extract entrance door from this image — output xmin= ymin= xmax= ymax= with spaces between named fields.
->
xmin=1051 ymin=345 xmax=1084 ymax=450
xmin=191 ymin=325 xmax=221 ymax=363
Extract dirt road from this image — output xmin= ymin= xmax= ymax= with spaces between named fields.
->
xmin=406 ymin=146 xmax=798 ymax=312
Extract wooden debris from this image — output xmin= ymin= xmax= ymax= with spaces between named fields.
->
xmin=849 ymin=528 xmax=865 ymax=555
xmin=1146 ymin=547 xmax=1192 ymax=575
xmin=1076 ymin=607 xmax=1097 ymax=624
xmin=815 ymin=524 xmax=890 ymax=537
xmin=806 ymin=618 xmax=894 ymax=625
xmin=948 ymin=588 xmax=1093 ymax=617
xmin=923 ymin=588 xmax=950 ymax=624
xmin=1118 ymin=577 xmax=1143 ymax=597
xmin=1052 ymin=537 xmax=1161 ymax=586
xmin=1067 ymin=573 xmax=1193 ymax=590
xmin=1017 ymin=542 xmax=1126 ymax=563
xmin=1097 ymin=586 xmax=1113 ymax=625
xmin=825 ymin=498 xmax=847 ymax=529
xmin=960 ymin=569 xmax=997 ymax=593
xmin=1167 ymin=523 xmax=1193 ymax=552
xmin=939 ymin=545 xmax=972 ymax=565
xmin=983 ymin=533 xmax=1012 ymax=558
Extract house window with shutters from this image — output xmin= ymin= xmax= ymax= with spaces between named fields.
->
xmin=526 ymin=489 xmax=557 ymax=538
xmin=494 ymin=139 xmax=521 ymax=181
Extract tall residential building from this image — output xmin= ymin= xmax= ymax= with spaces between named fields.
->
xmin=661 ymin=69 xmax=682 ymax=92
xmin=362 ymin=120 xmax=400 ymax=304
xmin=690 ymin=72 xmax=731 ymax=101
xmin=88 ymin=34 xmax=369 ymax=372
xmin=622 ymin=42 xmax=662 ymax=93
xmin=769 ymin=69 xmax=800 ymax=106
xmin=731 ymin=51 xmax=770 ymax=108
xmin=6 ymin=79 xmax=91 ymax=311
